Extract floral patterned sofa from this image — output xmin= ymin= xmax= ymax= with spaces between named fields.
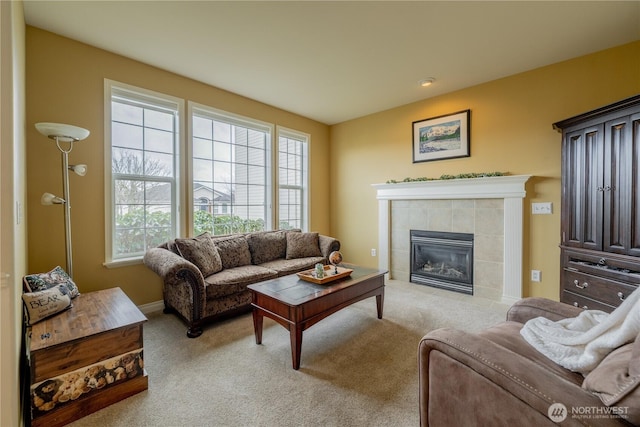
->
xmin=143 ymin=229 xmax=340 ymax=337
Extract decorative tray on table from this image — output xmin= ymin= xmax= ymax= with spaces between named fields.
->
xmin=297 ymin=265 xmax=353 ymax=284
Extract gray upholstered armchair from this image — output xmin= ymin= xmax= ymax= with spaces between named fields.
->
xmin=419 ymin=297 xmax=640 ymax=426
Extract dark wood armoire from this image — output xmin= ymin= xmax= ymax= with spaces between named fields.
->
xmin=554 ymin=95 xmax=640 ymax=312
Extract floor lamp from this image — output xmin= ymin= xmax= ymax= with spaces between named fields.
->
xmin=36 ymin=122 xmax=90 ymax=279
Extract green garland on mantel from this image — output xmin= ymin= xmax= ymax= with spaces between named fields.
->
xmin=386 ymin=171 xmax=508 ymax=184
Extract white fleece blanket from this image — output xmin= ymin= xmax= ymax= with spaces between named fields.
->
xmin=520 ymin=287 xmax=640 ymax=375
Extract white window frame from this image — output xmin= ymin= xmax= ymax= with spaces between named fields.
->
xmin=276 ymin=126 xmax=310 ymax=231
xmin=187 ymin=102 xmax=274 ymax=236
xmin=104 ymin=79 xmax=184 ymax=267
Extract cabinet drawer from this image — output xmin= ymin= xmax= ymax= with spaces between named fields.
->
xmin=563 ymin=249 xmax=640 ymax=285
xmin=561 ymin=290 xmax=616 ymax=313
xmin=563 ymin=270 xmax=635 ymax=308
xmin=30 ymin=324 xmax=143 ymax=383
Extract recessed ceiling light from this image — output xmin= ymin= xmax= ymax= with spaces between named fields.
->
xmin=419 ymin=78 xmax=435 ymax=87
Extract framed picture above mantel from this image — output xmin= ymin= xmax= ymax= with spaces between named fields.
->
xmin=412 ymin=109 xmax=470 ymax=163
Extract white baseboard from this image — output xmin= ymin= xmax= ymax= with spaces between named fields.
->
xmin=138 ymin=300 xmax=164 ymax=315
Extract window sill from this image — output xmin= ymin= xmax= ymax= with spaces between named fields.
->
xmin=103 ymin=257 xmax=143 ymax=269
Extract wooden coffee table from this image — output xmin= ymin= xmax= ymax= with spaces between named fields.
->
xmin=248 ymin=265 xmax=386 ymax=370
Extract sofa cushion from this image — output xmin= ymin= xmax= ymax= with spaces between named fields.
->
xmin=259 ymin=257 xmax=325 ymax=277
xmin=204 ymin=265 xmax=277 ymax=299
xmin=214 ymin=236 xmax=252 ymax=269
xmin=175 ymin=234 xmax=223 ymax=277
xmin=247 ymin=230 xmax=287 ymax=265
xmin=582 ymin=334 xmax=640 ymax=406
xmin=23 ymin=266 xmax=80 ymax=298
xmin=286 ymin=232 xmax=322 ymax=259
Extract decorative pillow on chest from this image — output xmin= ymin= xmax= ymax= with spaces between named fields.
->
xmin=22 ymin=284 xmax=73 ymax=325
xmin=23 ymin=266 xmax=80 ymax=298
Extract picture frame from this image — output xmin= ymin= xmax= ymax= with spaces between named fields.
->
xmin=412 ymin=109 xmax=470 ymax=163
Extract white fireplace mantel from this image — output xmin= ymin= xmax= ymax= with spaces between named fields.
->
xmin=372 ymin=175 xmax=531 ymax=305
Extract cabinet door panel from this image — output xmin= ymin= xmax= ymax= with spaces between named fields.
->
xmin=604 ymin=113 xmax=640 ymax=256
xmin=562 ymin=125 xmax=603 ymax=249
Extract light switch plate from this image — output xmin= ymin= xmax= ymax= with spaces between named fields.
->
xmin=532 ymin=202 xmax=552 ymax=214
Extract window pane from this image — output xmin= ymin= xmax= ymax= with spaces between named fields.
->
xmin=213 ymin=160 xmax=231 ymax=183
xmin=234 ymin=127 xmax=247 ymax=146
xmin=144 ymin=109 xmax=173 ymax=131
xmin=213 ymin=121 xmax=231 ymax=143
xmin=113 ymin=102 xmax=143 ymax=125
xmin=248 ymin=129 xmax=264 ymax=149
xmin=145 ymin=128 xmax=173 ymax=154
xmin=112 ymin=148 xmax=144 ymax=175
xmin=145 ymin=181 xmax=171 ymax=205
xmin=193 ymin=116 xmax=212 ymax=139
xmin=248 ymin=147 xmax=264 ymax=166
xmin=193 ymin=158 xmax=212 ymax=182
xmin=112 ymin=122 xmax=143 ymax=150
xmin=213 ymin=141 xmax=232 ymax=162
xmin=115 ymin=179 xmax=143 ymax=204
xmin=145 ymin=152 xmax=173 ymax=177
xmin=193 ymin=138 xmax=212 ymax=160
xmin=114 ymin=228 xmax=145 ymax=256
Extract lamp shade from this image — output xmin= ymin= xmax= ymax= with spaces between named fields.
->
xmin=69 ymin=164 xmax=88 ymax=176
xmin=41 ymin=192 xmax=65 ymax=205
xmin=35 ymin=122 xmax=90 ymax=142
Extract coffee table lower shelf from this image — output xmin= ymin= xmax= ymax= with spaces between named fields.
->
xmin=248 ymin=265 xmax=386 ymax=370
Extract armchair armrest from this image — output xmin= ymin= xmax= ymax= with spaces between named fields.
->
xmin=506 ymin=297 xmax=583 ymax=324
xmin=419 ymin=328 xmax=600 ymax=426
xmin=318 ymin=235 xmax=340 ymax=259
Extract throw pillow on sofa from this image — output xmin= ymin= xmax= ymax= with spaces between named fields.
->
xmin=214 ymin=236 xmax=252 ymax=269
xmin=286 ymin=232 xmax=322 ymax=259
xmin=247 ymin=230 xmax=287 ymax=265
xmin=175 ymin=234 xmax=223 ymax=276
xmin=582 ymin=335 xmax=640 ymax=407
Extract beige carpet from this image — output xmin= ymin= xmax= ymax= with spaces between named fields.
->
xmin=67 ymin=279 xmax=509 ymax=427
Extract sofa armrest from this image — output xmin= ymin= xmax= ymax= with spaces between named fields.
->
xmin=143 ymin=248 xmax=207 ymax=319
xmin=506 ymin=297 xmax=583 ymax=324
xmin=419 ymin=328 xmax=600 ymax=426
xmin=143 ymin=248 xmax=201 ymax=282
xmin=318 ymin=235 xmax=340 ymax=259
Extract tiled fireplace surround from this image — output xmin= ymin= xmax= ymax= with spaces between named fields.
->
xmin=372 ymin=175 xmax=531 ymax=305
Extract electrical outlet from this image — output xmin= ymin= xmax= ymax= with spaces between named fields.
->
xmin=531 ymin=270 xmax=541 ymax=282
xmin=371 ymin=248 xmax=376 ymax=257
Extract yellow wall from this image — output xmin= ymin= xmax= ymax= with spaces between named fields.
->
xmin=330 ymin=41 xmax=640 ymax=300
xmin=26 ymin=27 xmax=331 ymax=305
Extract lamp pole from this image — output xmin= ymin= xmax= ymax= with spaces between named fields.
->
xmin=58 ymin=136 xmax=74 ymax=277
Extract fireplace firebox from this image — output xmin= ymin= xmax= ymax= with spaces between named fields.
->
xmin=410 ymin=230 xmax=474 ymax=295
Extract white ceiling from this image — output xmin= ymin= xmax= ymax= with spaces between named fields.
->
xmin=23 ymin=1 xmax=640 ymax=125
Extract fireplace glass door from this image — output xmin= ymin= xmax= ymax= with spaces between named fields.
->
xmin=410 ymin=230 xmax=474 ymax=294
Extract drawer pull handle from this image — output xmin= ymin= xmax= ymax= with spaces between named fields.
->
xmin=573 ymin=302 xmax=588 ymax=309
xmin=575 ymin=281 xmax=589 ymax=289
xmin=618 ymin=292 xmax=626 ymax=301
